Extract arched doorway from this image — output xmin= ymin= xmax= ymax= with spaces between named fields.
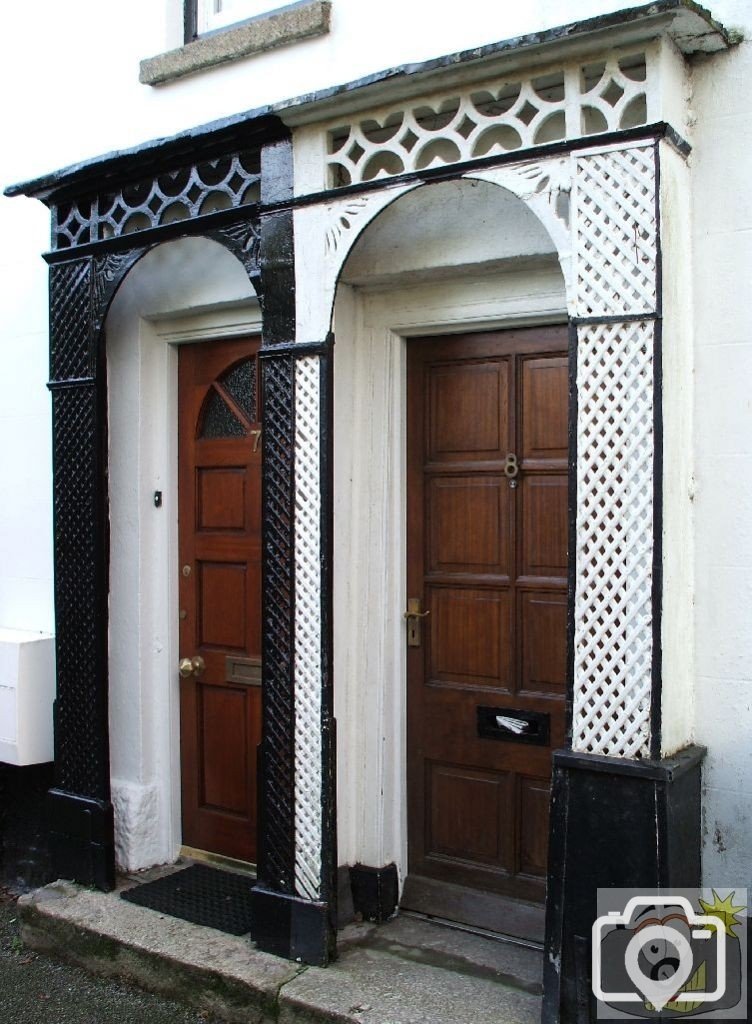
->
xmin=331 ymin=178 xmax=568 ymax=939
xmin=105 ymin=237 xmax=262 ymax=871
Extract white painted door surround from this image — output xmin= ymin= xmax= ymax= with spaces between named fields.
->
xmin=289 ymin=128 xmax=687 ymax=904
xmin=105 ymin=236 xmax=261 ymax=871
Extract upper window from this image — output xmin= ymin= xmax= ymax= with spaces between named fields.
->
xmin=193 ymin=0 xmax=273 ymax=35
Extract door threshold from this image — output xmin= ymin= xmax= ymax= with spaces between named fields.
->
xmin=401 ymin=873 xmax=545 ymax=943
xmin=179 ymin=845 xmax=257 ymax=877
xmin=399 ymin=908 xmax=544 ymax=951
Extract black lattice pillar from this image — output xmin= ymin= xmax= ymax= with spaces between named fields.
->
xmin=250 ymin=138 xmax=337 ymax=965
xmin=47 ymin=258 xmax=114 ymax=891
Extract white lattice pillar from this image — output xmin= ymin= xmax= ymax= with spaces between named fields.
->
xmin=544 ymin=136 xmax=705 ymax=1024
xmin=570 ymin=141 xmax=659 ymax=760
xmin=293 ymin=354 xmax=325 ymax=901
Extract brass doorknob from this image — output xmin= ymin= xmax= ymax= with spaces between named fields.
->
xmin=179 ymin=655 xmax=206 ymax=678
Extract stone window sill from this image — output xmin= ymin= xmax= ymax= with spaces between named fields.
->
xmin=140 ymin=0 xmax=331 ymax=86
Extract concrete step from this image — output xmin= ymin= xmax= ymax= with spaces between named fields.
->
xmin=18 ymin=876 xmax=542 ymax=1024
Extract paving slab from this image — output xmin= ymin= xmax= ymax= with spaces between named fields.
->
xmin=279 ymin=935 xmax=541 ymax=1024
xmin=371 ymin=914 xmax=542 ymax=990
xmin=18 ymin=876 xmax=543 ymax=1024
xmin=19 ymin=880 xmax=301 ymax=1024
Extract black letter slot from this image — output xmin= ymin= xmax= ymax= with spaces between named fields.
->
xmin=476 ymin=706 xmax=550 ymax=746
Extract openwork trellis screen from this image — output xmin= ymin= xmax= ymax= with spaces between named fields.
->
xmin=571 ymin=143 xmax=658 ymax=759
xmin=325 ymin=49 xmax=649 ymax=188
xmin=293 ymin=355 xmax=325 ymax=900
xmin=53 ymin=151 xmax=261 ymax=249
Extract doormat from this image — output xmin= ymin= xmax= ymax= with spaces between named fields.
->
xmin=121 ymin=864 xmax=254 ymax=935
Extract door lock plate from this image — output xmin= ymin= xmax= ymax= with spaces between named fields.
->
xmin=404 ymin=597 xmax=430 ymax=647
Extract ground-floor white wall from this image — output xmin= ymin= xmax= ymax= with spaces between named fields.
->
xmin=0 ymin=200 xmax=54 ymax=637
xmin=691 ymin=24 xmax=752 ymax=890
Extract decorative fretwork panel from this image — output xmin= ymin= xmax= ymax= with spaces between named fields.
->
xmin=214 ymin=217 xmax=262 ymax=279
xmin=50 ymin=260 xmax=93 ymax=381
xmin=293 ymin=183 xmax=418 ymax=340
xmin=572 ymin=320 xmax=654 ymax=759
xmin=52 ymin=384 xmax=109 ymax=797
xmin=260 ymin=354 xmax=297 ymax=892
xmin=54 ymin=200 xmax=94 ymax=249
xmin=572 ymin=144 xmax=657 ymax=317
xmin=326 ymin=51 xmax=648 ymax=188
xmin=293 ymin=355 xmax=323 ymax=900
xmin=52 ymin=151 xmax=261 ymax=250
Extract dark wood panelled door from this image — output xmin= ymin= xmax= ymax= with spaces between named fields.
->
xmin=178 ymin=336 xmax=262 ymax=864
xmin=404 ymin=326 xmax=568 ymax=939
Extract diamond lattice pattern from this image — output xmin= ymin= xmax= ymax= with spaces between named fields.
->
xmin=294 ymin=356 xmax=323 ymax=900
xmin=573 ymin=321 xmax=654 ymax=758
xmin=52 ymin=385 xmax=109 ymax=796
xmin=260 ymin=355 xmax=296 ymax=892
xmin=574 ymin=145 xmax=657 ymax=317
xmin=50 ymin=261 xmax=93 ymax=381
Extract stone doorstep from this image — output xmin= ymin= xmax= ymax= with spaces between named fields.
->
xmin=18 ymin=877 xmax=543 ymax=1024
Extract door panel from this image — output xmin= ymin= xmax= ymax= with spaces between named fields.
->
xmin=178 ymin=336 xmax=262 ymax=864
xmin=427 ymin=763 xmax=513 ymax=867
xmin=405 ymin=327 xmax=569 ymax=938
xmin=429 ymin=477 xmax=511 ymax=573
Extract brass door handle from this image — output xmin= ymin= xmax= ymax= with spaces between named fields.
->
xmin=404 ymin=599 xmax=430 ymax=647
xmin=403 ymin=608 xmax=430 ymax=621
xmin=179 ymin=655 xmax=206 ymax=678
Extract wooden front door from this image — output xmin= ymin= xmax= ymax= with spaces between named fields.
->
xmin=178 ymin=336 xmax=263 ymax=864
xmin=404 ymin=326 xmax=569 ymax=940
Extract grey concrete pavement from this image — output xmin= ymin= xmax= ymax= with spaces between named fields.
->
xmin=16 ymin=875 xmax=543 ymax=1024
xmin=0 ymin=887 xmax=223 ymax=1023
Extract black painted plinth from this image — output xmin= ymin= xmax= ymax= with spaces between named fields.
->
xmin=349 ymin=863 xmax=399 ymax=924
xmin=250 ymin=884 xmax=336 ymax=966
xmin=47 ymin=788 xmax=115 ymax=892
xmin=542 ymin=744 xmax=705 ymax=1024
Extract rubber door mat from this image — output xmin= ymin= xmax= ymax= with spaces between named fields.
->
xmin=121 ymin=864 xmax=254 ymax=935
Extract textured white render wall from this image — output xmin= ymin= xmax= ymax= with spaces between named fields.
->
xmin=0 ymin=195 xmax=52 ymax=634
xmin=690 ymin=2 xmax=752 ymax=888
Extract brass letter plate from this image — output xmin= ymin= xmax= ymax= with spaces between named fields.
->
xmin=225 ymin=656 xmax=262 ymax=686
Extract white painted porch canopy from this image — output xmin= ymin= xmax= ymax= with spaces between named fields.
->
xmin=282 ymin=2 xmax=727 ymax=899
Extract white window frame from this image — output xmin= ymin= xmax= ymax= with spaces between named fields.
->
xmin=195 ymin=0 xmax=275 ymax=34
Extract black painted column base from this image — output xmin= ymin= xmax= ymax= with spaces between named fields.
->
xmin=349 ymin=863 xmax=399 ymax=924
xmin=250 ymin=884 xmax=336 ymax=966
xmin=47 ymin=788 xmax=115 ymax=892
xmin=542 ymin=744 xmax=705 ymax=1024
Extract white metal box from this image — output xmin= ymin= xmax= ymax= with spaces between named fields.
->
xmin=0 ymin=628 xmax=55 ymax=766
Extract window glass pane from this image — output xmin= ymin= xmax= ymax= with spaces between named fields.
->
xmin=196 ymin=0 xmax=273 ymax=33
xmin=200 ymin=389 xmax=246 ymax=438
xmin=223 ymin=359 xmax=256 ymax=423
